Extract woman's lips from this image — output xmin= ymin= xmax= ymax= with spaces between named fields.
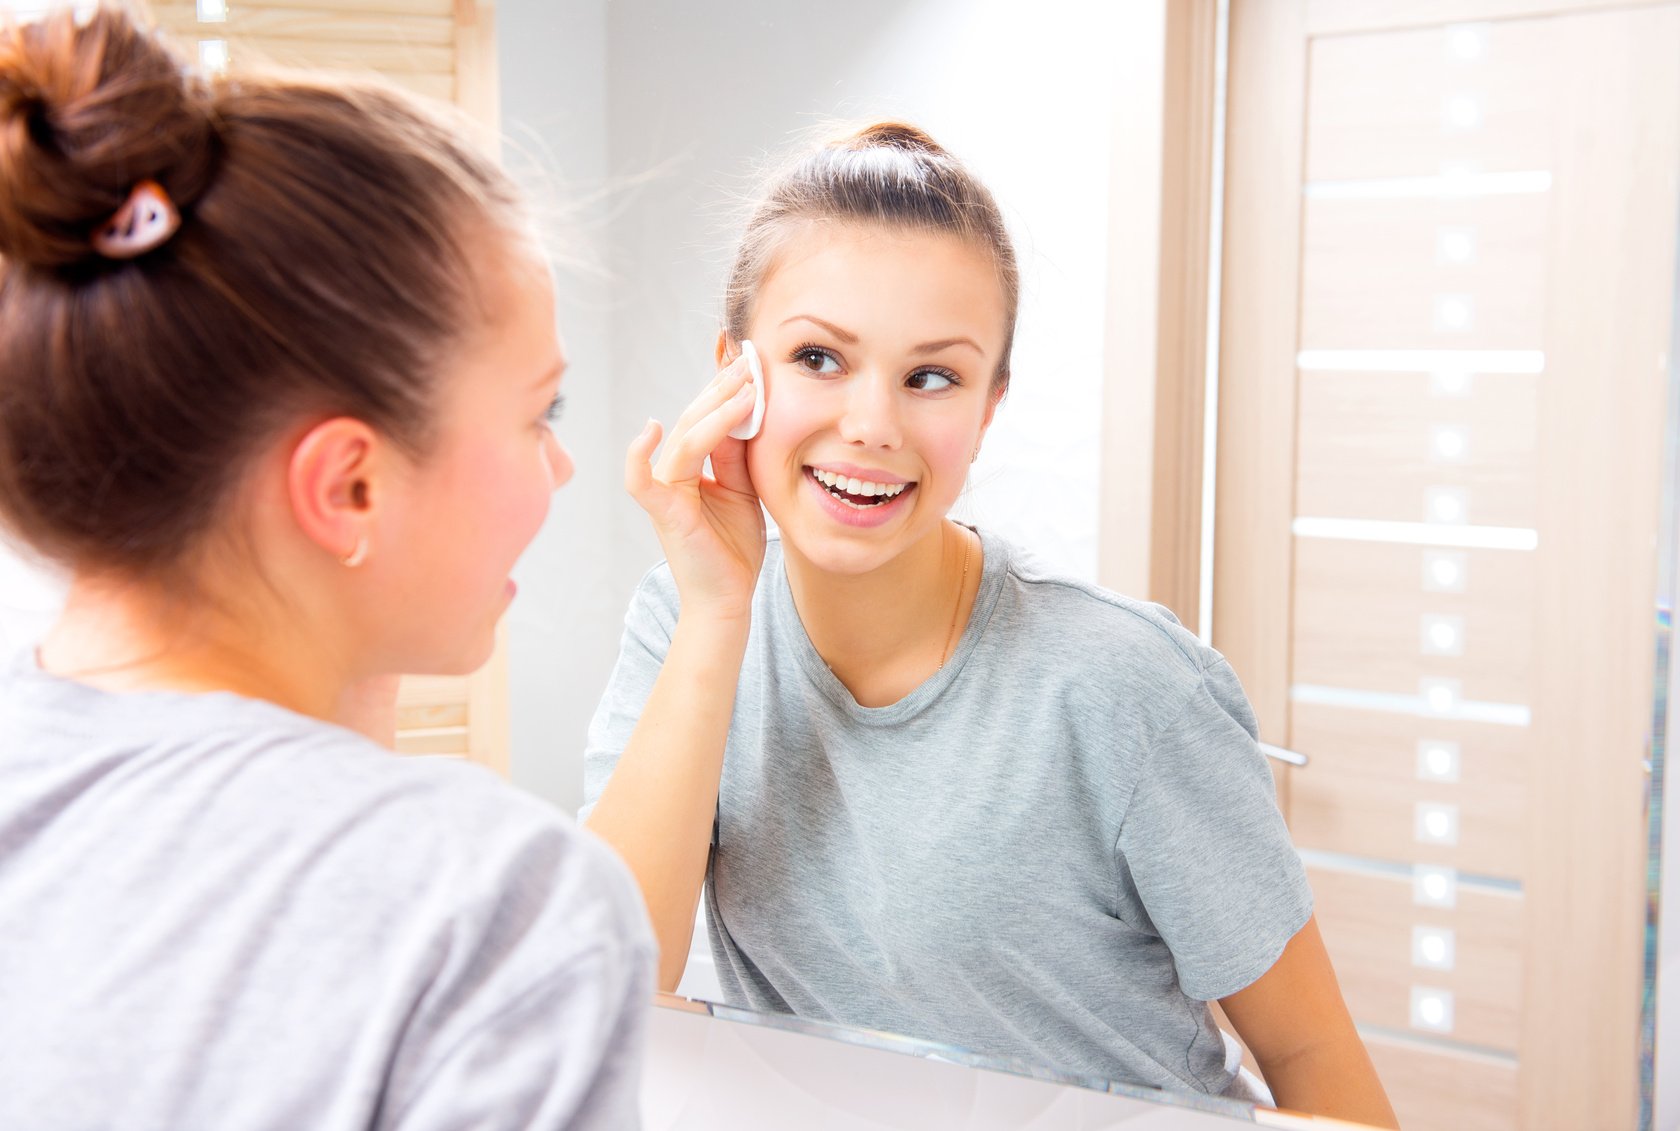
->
xmin=803 ymin=466 xmax=916 ymax=528
xmin=805 ymin=462 xmax=913 ymax=488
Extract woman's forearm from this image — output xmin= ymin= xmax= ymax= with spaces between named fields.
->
xmin=1222 ymin=917 xmax=1399 ymax=1128
xmin=1261 ymin=1040 xmax=1400 ymax=1129
xmin=584 ymin=612 xmax=751 ymax=990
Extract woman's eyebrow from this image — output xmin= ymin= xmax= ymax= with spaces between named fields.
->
xmin=912 ymin=337 xmax=982 ymax=357
xmin=529 ymin=358 xmax=566 ymax=390
xmin=780 ymin=314 xmax=858 ymax=343
xmin=780 ymin=314 xmax=982 ymax=357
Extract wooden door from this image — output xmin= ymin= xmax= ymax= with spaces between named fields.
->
xmin=1216 ymin=2 xmax=1679 ymax=1128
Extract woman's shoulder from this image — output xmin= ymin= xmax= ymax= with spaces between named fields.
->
xmin=360 ymin=749 xmax=651 ymax=950
xmin=984 ymin=532 xmax=1214 ymax=681
xmin=241 ymin=713 xmax=638 ymax=919
xmin=3 ymin=668 xmax=641 ymax=938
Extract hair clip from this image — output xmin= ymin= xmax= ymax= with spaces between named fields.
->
xmin=91 ymin=180 xmax=181 ymax=259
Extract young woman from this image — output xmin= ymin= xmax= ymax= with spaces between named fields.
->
xmin=584 ymin=123 xmax=1398 ymax=1126
xmin=0 ymin=9 xmax=651 ymax=1128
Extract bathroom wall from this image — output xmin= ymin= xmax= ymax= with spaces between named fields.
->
xmin=496 ymin=0 xmax=619 ymax=811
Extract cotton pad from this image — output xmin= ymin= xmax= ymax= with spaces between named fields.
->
xmin=727 ymin=339 xmax=765 ymax=441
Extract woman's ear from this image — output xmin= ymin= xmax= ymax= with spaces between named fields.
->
xmin=980 ymin=381 xmax=1007 ymax=434
xmin=714 ymin=328 xmax=735 ymax=368
xmin=287 ymin=417 xmax=381 ymax=565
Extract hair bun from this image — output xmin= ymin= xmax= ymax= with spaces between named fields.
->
xmin=841 ymin=121 xmax=945 ymax=155
xmin=0 ymin=7 xmax=217 ymax=269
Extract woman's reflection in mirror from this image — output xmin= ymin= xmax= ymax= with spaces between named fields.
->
xmin=584 ymin=120 xmax=1397 ymax=1128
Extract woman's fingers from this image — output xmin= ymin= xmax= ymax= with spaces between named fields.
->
xmin=710 ymin=431 xmax=755 ymax=497
xmin=654 ymin=382 xmax=756 ymax=482
xmin=670 ymin=356 xmax=750 ymax=441
xmin=627 ymin=356 xmax=759 ymax=520
xmin=624 ymin=418 xmax=664 ymax=503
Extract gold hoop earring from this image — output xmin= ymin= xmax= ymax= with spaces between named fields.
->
xmin=341 ymin=536 xmax=368 ymax=568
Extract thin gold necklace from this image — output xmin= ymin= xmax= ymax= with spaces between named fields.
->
xmin=938 ymin=526 xmax=972 ymax=671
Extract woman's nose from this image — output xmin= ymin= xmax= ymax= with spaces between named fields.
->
xmin=837 ymin=373 xmax=902 ymax=449
xmin=546 ymin=432 xmax=575 ymax=490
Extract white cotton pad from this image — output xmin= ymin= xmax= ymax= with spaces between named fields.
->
xmin=727 ymin=339 xmax=766 ymax=441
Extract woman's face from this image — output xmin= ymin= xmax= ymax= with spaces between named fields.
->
xmin=372 ymin=241 xmax=572 ymax=674
xmin=741 ymin=224 xmax=1008 ymax=576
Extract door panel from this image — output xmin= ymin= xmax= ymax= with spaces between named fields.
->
xmin=1291 ymin=703 xmax=1529 ymax=878
xmin=1305 ymin=20 xmax=1552 ymax=181
xmin=1293 ymin=540 xmax=1535 ymax=703
xmin=1296 ymin=375 xmax=1539 ymax=532
xmin=1301 ymin=197 xmax=1549 ymax=350
xmin=1363 ymin=1033 xmax=1520 ymax=1131
xmin=1217 ymin=3 xmax=1678 ymax=1126
xmin=1311 ymin=865 xmax=1524 ymax=1051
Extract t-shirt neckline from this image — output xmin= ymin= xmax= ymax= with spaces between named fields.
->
xmin=3 ymin=646 xmax=333 ymax=740
xmin=771 ymin=524 xmax=1009 ymax=725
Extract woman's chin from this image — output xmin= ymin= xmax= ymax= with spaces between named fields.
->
xmin=776 ymin=515 xmax=931 ymax=577
xmin=397 ymin=629 xmax=500 ymax=679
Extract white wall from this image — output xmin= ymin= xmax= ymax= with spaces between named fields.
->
xmin=496 ymin=0 xmax=617 ymax=813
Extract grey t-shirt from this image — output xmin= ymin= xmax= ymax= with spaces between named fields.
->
xmin=0 ymin=652 xmax=655 ymax=1131
xmin=584 ymin=529 xmax=1312 ymax=1096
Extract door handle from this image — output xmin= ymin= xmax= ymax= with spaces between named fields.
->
xmin=1259 ymin=742 xmax=1309 ymax=767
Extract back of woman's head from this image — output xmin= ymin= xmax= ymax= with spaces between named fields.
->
xmin=724 ymin=121 xmax=1020 ymax=392
xmin=0 ymin=5 xmax=523 ymax=578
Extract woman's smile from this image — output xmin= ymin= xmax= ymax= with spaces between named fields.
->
xmin=802 ymin=464 xmax=918 ymax=527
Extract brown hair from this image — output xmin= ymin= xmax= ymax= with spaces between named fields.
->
xmin=0 ymin=5 xmax=524 ymax=577
xmin=723 ymin=121 xmax=1020 ymax=393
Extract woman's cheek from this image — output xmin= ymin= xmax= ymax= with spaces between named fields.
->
xmin=745 ymin=387 xmax=804 ymax=480
xmin=459 ymin=444 xmax=546 ymax=555
xmin=921 ymin=426 xmax=977 ymax=493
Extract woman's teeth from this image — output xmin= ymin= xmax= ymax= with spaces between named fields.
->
xmin=810 ymin=467 xmax=910 ymax=507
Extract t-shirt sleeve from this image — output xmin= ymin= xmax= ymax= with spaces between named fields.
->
xmin=387 ymin=939 xmax=652 ymax=1131
xmin=384 ymin=799 xmax=657 ymax=1131
xmin=578 ymin=566 xmax=679 ymax=825
xmin=1115 ymin=657 xmax=1313 ymax=1002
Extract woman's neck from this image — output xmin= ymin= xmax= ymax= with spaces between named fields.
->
xmin=38 ymin=573 xmax=348 ymax=723
xmin=782 ymin=520 xmax=979 ymax=707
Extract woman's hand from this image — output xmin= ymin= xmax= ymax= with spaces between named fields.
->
xmin=625 ymin=355 xmax=766 ymax=622
xmin=609 ymin=356 xmax=766 ymax=987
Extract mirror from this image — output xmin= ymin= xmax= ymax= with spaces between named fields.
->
xmin=501 ymin=2 xmax=1678 ymax=1128
xmin=0 ymin=1 xmax=1669 ymax=1127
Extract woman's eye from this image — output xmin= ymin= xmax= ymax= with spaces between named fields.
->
xmin=542 ymin=394 xmax=565 ymax=425
xmin=793 ymin=347 xmax=842 ymax=375
xmin=906 ymin=368 xmax=958 ymax=392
